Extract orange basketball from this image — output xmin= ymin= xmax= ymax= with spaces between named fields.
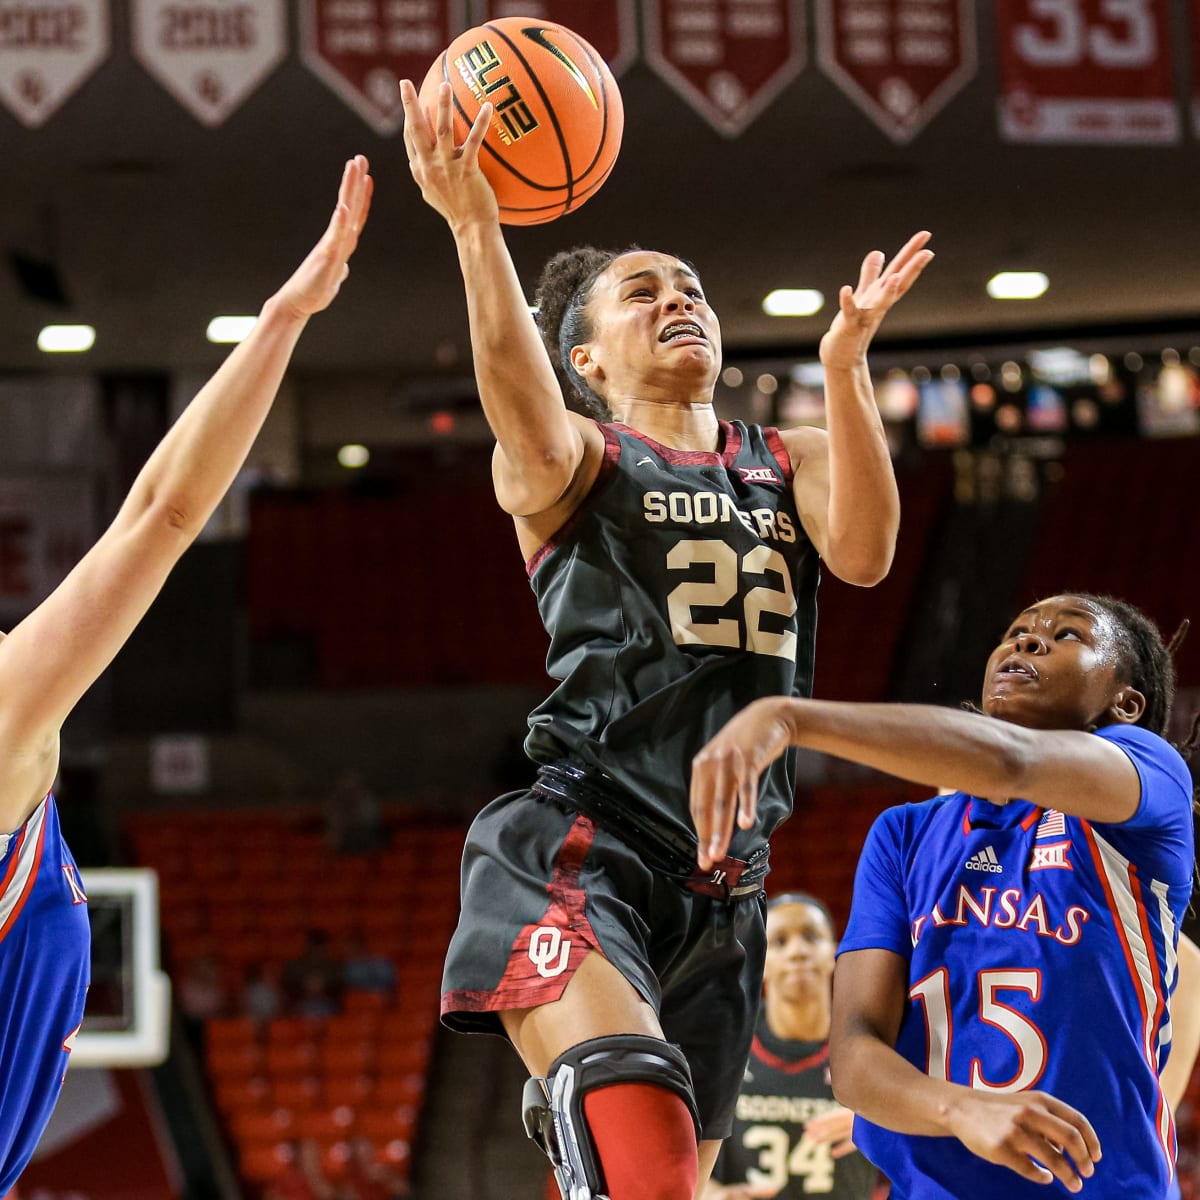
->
xmin=418 ymin=18 xmax=623 ymax=226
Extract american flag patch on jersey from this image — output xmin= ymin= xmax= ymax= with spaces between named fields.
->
xmin=1036 ymin=809 xmax=1066 ymax=838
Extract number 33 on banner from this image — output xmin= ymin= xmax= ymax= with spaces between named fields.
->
xmin=996 ymin=0 xmax=1178 ymax=144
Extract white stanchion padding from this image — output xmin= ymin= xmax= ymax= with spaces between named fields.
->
xmin=72 ymin=868 xmax=172 ymax=1069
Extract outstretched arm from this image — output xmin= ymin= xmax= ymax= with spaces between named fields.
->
xmin=831 ymin=948 xmax=1100 ymax=1190
xmin=0 ymin=156 xmax=372 ymax=829
xmin=691 ymin=698 xmax=1142 ymax=870
xmin=399 ymin=80 xmax=600 ymax=518
xmin=783 ymin=233 xmax=932 ymax=587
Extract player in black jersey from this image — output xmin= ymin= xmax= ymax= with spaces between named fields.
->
xmin=401 ymin=81 xmax=931 ymax=1200
xmin=707 ymin=894 xmax=878 ymax=1200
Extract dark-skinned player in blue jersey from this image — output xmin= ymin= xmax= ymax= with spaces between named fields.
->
xmin=693 ymin=594 xmax=1197 ymax=1199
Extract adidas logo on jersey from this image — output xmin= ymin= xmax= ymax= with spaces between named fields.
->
xmin=965 ymin=845 xmax=1003 ymax=873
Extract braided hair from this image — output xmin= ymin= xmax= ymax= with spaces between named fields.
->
xmin=966 ymin=594 xmax=1198 ymax=761
xmin=534 ymin=245 xmax=643 ymax=420
xmin=1072 ymin=593 xmax=1197 ymax=753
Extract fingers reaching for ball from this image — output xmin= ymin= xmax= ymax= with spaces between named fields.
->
xmin=400 ymin=77 xmax=501 ymax=231
xmin=406 ymin=18 xmax=624 ymax=226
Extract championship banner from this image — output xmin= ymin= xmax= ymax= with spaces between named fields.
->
xmin=0 ymin=474 xmax=94 ymax=622
xmin=996 ymin=0 xmax=1178 ymax=143
xmin=642 ymin=0 xmax=805 ymax=137
xmin=132 ymin=0 xmax=286 ymax=126
xmin=301 ymin=0 xmax=465 ymax=135
xmin=0 ymin=0 xmax=109 ymax=127
xmin=816 ymin=0 xmax=976 ymax=143
xmin=473 ymin=0 xmax=636 ymax=75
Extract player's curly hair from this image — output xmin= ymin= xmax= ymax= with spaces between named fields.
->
xmin=535 ymin=244 xmax=708 ymax=418
xmin=534 ymin=246 xmax=627 ymax=419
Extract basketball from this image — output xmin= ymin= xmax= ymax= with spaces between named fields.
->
xmin=418 ymin=18 xmax=623 ymax=226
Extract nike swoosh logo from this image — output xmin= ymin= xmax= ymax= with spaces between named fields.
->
xmin=521 ymin=26 xmax=599 ymax=109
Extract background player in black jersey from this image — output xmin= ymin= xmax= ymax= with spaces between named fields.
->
xmin=706 ymin=893 xmax=878 ymax=1200
xmin=0 ymin=157 xmax=371 ymax=1200
xmin=401 ymin=81 xmax=930 ymax=1200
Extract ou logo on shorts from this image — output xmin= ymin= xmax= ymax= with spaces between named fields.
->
xmin=528 ymin=926 xmax=571 ymax=978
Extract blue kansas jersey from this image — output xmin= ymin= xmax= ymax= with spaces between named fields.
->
xmin=839 ymin=725 xmax=1194 ymax=1199
xmin=0 ymin=795 xmax=91 ymax=1195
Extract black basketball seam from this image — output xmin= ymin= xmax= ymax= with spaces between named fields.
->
xmin=434 ymin=24 xmax=617 ymax=219
xmin=484 ymin=21 xmax=576 ymax=216
xmin=546 ymin=30 xmax=614 ymax=186
xmin=498 ymin=159 xmax=616 ymax=217
xmin=438 ymin=52 xmax=566 ymax=207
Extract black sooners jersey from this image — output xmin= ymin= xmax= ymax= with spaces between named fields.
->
xmin=712 ymin=1019 xmax=879 ymax=1199
xmin=524 ymin=420 xmax=818 ymax=858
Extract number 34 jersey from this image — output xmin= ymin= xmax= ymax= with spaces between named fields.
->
xmin=712 ymin=1020 xmax=879 ymax=1198
xmin=524 ymin=420 xmax=819 ymax=855
xmin=840 ymin=723 xmax=1195 ymax=1200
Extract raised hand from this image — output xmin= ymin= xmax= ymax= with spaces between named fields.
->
xmin=400 ymin=78 xmax=498 ymax=232
xmin=944 ymin=1089 xmax=1101 ymax=1192
xmin=690 ymin=697 xmax=795 ymax=870
xmin=275 ymin=155 xmax=373 ymax=320
xmin=819 ymin=232 xmax=933 ymax=371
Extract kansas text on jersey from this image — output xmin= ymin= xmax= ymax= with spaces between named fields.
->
xmin=840 ymin=724 xmax=1195 ymax=1200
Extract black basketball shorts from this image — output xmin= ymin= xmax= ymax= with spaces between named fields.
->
xmin=440 ymin=788 xmax=768 ymax=1139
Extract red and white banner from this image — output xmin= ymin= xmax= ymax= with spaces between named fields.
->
xmin=301 ymin=0 xmax=464 ymax=135
xmin=0 ymin=0 xmax=109 ymax=127
xmin=473 ymin=0 xmax=637 ymax=76
xmin=132 ymin=0 xmax=286 ymax=126
xmin=816 ymin=0 xmax=976 ymax=143
xmin=996 ymin=0 xmax=1178 ymax=143
xmin=642 ymin=0 xmax=805 ymax=137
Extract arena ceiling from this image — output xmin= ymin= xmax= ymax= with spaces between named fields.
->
xmin=3 ymin=16 xmax=1200 ymax=377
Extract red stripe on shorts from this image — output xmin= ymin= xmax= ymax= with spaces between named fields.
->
xmin=442 ymin=815 xmax=603 ymax=1016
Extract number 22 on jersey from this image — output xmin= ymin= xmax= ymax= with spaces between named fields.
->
xmin=666 ymin=539 xmax=797 ymax=660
